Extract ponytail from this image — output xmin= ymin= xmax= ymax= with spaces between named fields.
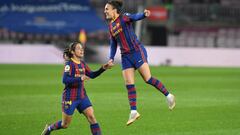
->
xmin=63 ymin=42 xmax=82 ymax=60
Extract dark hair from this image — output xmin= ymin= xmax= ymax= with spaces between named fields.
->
xmin=107 ymin=0 xmax=123 ymax=14
xmin=63 ymin=42 xmax=82 ymax=60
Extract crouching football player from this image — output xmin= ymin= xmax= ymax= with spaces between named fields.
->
xmin=41 ymin=42 xmax=112 ymax=135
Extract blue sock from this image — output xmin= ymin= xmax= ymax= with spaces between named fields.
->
xmin=147 ymin=77 xmax=169 ymax=96
xmin=90 ymin=123 xmax=101 ymax=135
xmin=126 ymin=84 xmax=137 ymax=110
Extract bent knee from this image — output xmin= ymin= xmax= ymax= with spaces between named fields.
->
xmin=61 ymin=122 xmax=70 ymax=129
xmin=125 ymin=79 xmax=134 ymax=84
xmin=87 ymin=115 xmax=97 ymax=123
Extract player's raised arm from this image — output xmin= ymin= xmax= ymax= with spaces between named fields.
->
xmin=123 ymin=9 xmax=151 ymax=22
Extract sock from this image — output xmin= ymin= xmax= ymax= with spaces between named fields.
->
xmin=126 ymin=84 xmax=137 ymax=110
xmin=131 ymin=110 xmax=137 ymax=114
xmin=48 ymin=120 xmax=63 ymax=131
xmin=90 ymin=123 xmax=101 ymax=135
xmin=147 ymin=77 xmax=169 ymax=96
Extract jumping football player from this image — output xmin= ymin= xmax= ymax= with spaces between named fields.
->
xmin=104 ymin=0 xmax=176 ymax=126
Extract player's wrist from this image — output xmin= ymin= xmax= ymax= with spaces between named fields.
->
xmin=101 ymin=65 xmax=107 ymax=70
xmin=109 ymin=58 xmax=114 ymax=61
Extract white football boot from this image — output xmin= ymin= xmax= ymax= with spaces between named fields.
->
xmin=167 ymin=93 xmax=176 ymax=110
xmin=41 ymin=124 xmax=51 ymax=135
xmin=126 ymin=110 xmax=141 ymax=126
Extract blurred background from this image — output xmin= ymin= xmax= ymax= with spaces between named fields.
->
xmin=1 ymin=1 xmax=240 ymax=135
xmin=1 ymin=0 xmax=240 ymax=66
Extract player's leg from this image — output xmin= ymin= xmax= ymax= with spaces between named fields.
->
xmin=137 ymin=63 xmax=169 ymax=95
xmin=41 ymin=101 xmax=75 ymax=135
xmin=76 ymin=97 xmax=101 ymax=135
xmin=123 ymin=68 xmax=136 ymax=110
xmin=41 ymin=113 xmax=72 ymax=135
xmin=83 ymin=107 xmax=102 ymax=135
xmin=122 ymin=68 xmax=140 ymax=126
xmin=138 ymin=63 xmax=176 ymax=110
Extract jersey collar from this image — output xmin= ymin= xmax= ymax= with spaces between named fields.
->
xmin=111 ymin=14 xmax=120 ymax=23
xmin=71 ymin=58 xmax=81 ymax=64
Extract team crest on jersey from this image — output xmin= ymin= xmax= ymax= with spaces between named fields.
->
xmin=64 ymin=65 xmax=70 ymax=72
xmin=79 ymin=68 xmax=85 ymax=74
xmin=111 ymin=22 xmax=123 ymax=37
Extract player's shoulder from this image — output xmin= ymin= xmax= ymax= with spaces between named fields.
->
xmin=64 ymin=60 xmax=74 ymax=71
xmin=65 ymin=60 xmax=72 ymax=65
xmin=64 ymin=61 xmax=71 ymax=72
xmin=122 ymin=13 xmax=132 ymax=22
xmin=123 ymin=12 xmax=131 ymax=16
xmin=122 ymin=13 xmax=131 ymax=19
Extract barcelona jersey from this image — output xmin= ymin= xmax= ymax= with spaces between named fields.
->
xmin=108 ymin=12 xmax=146 ymax=60
xmin=62 ymin=58 xmax=105 ymax=102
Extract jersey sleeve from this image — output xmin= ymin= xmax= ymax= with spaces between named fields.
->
xmin=62 ymin=62 xmax=81 ymax=85
xmin=123 ymin=12 xmax=146 ymax=22
xmin=109 ymin=32 xmax=117 ymax=60
xmin=84 ymin=62 xmax=105 ymax=79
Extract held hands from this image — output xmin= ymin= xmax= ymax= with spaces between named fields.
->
xmin=102 ymin=59 xmax=114 ymax=70
xmin=144 ymin=9 xmax=151 ymax=17
xmin=79 ymin=59 xmax=115 ymax=82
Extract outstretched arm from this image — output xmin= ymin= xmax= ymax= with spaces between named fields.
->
xmin=124 ymin=9 xmax=151 ymax=22
xmin=85 ymin=63 xmax=106 ymax=79
xmin=85 ymin=62 xmax=113 ymax=79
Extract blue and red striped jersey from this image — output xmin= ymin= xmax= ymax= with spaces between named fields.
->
xmin=108 ymin=12 xmax=146 ymax=60
xmin=62 ymin=58 xmax=105 ymax=101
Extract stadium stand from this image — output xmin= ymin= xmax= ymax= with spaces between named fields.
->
xmin=167 ymin=0 xmax=240 ymax=48
xmin=0 ymin=0 xmax=240 ymax=48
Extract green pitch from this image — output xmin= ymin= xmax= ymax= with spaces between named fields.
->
xmin=0 ymin=64 xmax=239 ymax=135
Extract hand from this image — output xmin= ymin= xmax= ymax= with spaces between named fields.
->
xmin=144 ymin=9 xmax=151 ymax=17
xmin=103 ymin=59 xmax=114 ymax=69
xmin=108 ymin=59 xmax=114 ymax=67
xmin=81 ymin=75 xmax=90 ymax=81
xmin=102 ymin=63 xmax=112 ymax=69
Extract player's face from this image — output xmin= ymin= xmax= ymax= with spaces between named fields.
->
xmin=104 ymin=4 xmax=116 ymax=20
xmin=73 ymin=44 xmax=84 ymax=58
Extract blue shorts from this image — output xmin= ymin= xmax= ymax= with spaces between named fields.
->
xmin=62 ymin=96 xmax=92 ymax=115
xmin=121 ymin=46 xmax=148 ymax=70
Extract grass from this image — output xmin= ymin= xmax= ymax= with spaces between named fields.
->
xmin=0 ymin=64 xmax=239 ymax=135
